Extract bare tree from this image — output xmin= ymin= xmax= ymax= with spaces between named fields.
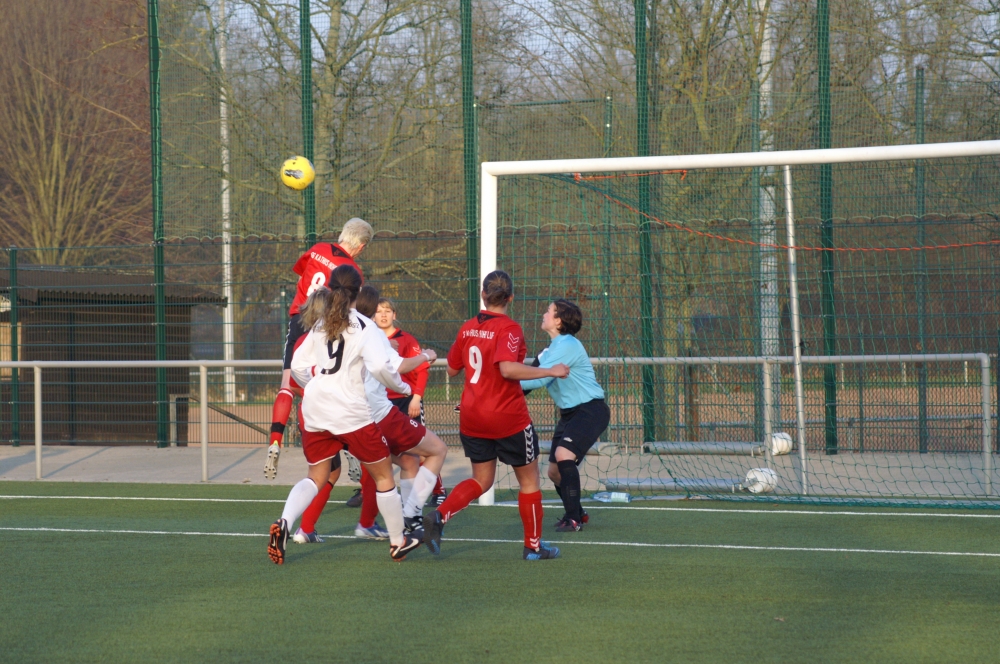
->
xmin=0 ymin=0 xmax=151 ymax=263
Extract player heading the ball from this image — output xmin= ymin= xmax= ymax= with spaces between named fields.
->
xmin=422 ymin=270 xmax=569 ymax=561
xmin=264 ymin=218 xmax=373 ymax=481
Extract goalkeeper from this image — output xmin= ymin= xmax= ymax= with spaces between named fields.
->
xmin=521 ymin=299 xmax=610 ymax=532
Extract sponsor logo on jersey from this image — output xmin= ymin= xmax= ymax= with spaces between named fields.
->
xmin=463 ymin=329 xmax=495 ymax=339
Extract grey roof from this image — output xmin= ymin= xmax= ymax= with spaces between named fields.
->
xmin=0 ymin=267 xmax=225 ymax=304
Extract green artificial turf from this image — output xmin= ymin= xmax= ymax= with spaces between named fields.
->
xmin=2 ymin=481 xmax=999 ymax=663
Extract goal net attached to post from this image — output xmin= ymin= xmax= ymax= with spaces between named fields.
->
xmin=480 ymin=141 xmax=1000 ymax=507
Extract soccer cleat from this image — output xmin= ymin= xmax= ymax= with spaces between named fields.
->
xmin=292 ymin=528 xmax=324 ymax=544
xmin=403 ymin=516 xmax=424 ymax=539
xmin=263 ymin=443 xmax=281 ymax=480
xmin=389 ymin=535 xmax=422 ymax=561
xmin=422 ymin=509 xmax=444 ymax=555
xmin=346 ymin=488 xmax=363 ymax=508
xmin=268 ymin=519 xmax=289 ymax=565
xmin=354 ymin=522 xmax=390 ymax=540
xmin=345 ymin=452 xmax=362 ymax=483
xmin=523 ymin=542 xmax=561 ymax=561
xmin=555 ymin=518 xmax=582 ymax=533
xmin=429 ymin=489 xmax=447 ymax=507
xmin=555 ymin=510 xmax=589 ymax=526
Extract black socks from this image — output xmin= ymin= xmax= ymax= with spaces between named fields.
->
xmin=556 ymin=460 xmax=582 ymax=522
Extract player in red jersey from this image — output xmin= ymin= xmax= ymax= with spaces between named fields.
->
xmin=264 ymin=218 xmax=373 ymax=481
xmin=422 ymin=270 xmax=569 ymax=561
xmin=373 ymin=297 xmax=447 ymax=505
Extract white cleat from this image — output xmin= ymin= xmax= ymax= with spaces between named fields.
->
xmin=264 ymin=442 xmax=281 ymax=480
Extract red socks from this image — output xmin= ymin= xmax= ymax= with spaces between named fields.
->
xmin=433 ymin=474 xmax=445 ymax=495
xmin=300 ymin=481 xmax=333 ymax=533
xmin=437 ymin=478 xmax=483 ymax=523
xmin=269 ymin=389 xmax=294 ymax=445
xmin=358 ymin=467 xmax=379 ymax=528
xmin=518 ymin=490 xmax=543 ymax=550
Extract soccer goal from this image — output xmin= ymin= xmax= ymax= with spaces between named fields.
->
xmin=480 ymin=140 xmax=1000 ymax=507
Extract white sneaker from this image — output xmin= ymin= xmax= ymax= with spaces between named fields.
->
xmin=292 ymin=528 xmax=324 ymax=544
xmin=354 ymin=522 xmax=390 ymax=540
xmin=264 ymin=442 xmax=280 ymax=480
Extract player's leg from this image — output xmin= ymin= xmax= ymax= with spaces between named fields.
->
xmin=402 ymin=430 xmax=447 ymax=520
xmin=355 ymin=466 xmax=387 ymax=539
xmin=265 ymin=315 xmax=305 ymax=480
xmin=295 ymin=453 xmax=342 ymax=543
xmin=553 ymin=400 xmax=610 ymax=531
xmin=269 ymin=456 xmax=332 ymax=564
xmin=422 ymin=456 xmax=495 ymax=556
xmin=500 ymin=423 xmax=558 ymax=560
xmin=396 ymin=453 xmax=419 ymax=505
xmin=364 ymin=456 xmax=420 ymax=560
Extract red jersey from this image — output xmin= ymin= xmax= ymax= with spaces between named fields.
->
xmin=386 ymin=328 xmax=429 ymax=399
xmin=288 ymin=242 xmax=363 ymax=315
xmin=447 ymin=311 xmax=530 ymax=439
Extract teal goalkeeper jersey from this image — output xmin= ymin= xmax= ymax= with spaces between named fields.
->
xmin=520 ymin=334 xmax=605 ymax=409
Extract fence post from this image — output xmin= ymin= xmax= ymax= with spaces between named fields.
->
xmin=817 ymin=0 xmax=838 ymax=455
xmin=34 ymin=366 xmax=42 ymax=480
xmin=635 ymin=0 xmax=656 ymax=443
xmin=147 ymin=0 xmax=169 ymax=448
xmin=981 ymin=355 xmax=992 ymax=497
xmin=460 ymin=0 xmax=478 ymax=319
xmin=915 ymin=67 xmax=929 ymax=453
xmin=9 ymin=247 xmax=19 ymax=446
xmin=857 ymin=330 xmax=865 ymax=453
xmin=200 ymin=365 xmax=209 ymax=482
xmin=299 ymin=0 xmax=315 ymax=245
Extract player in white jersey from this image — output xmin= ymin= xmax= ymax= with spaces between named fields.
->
xmin=292 ymin=284 xmax=448 ymax=542
xmin=267 ymin=265 xmax=421 ymax=564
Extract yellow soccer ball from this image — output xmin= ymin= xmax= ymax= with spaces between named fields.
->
xmin=280 ymin=156 xmax=315 ymax=190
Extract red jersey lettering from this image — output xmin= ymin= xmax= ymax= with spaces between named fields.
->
xmin=447 ymin=311 xmax=530 ymax=438
xmin=288 ymin=242 xmax=363 ymax=315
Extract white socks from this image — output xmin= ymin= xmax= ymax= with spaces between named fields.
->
xmin=280 ymin=478 xmax=318 ymax=528
xmin=403 ymin=466 xmax=438 ymax=519
xmin=375 ymin=488 xmax=405 ymax=547
xmin=399 ymin=478 xmax=414 ymax=505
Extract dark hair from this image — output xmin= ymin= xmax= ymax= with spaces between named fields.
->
xmin=302 ymin=265 xmax=361 ymax=338
xmin=552 ymin=299 xmax=582 ymax=335
xmin=377 ymin=297 xmax=396 ymax=313
xmin=355 ymin=284 xmax=379 ymax=318
xmin=482 ymin=270 xmax=514 ymax=307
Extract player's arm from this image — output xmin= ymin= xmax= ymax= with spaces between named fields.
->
xmin=289 ymin=330 xmax=317 ymax=388
xmin=398 ymin=348 xmax=436 ymax=374
xmin=446 ymin=338 xmax=464 ymax=377
xmin=501 ymin=360 xmax=568 ymax=381
xmin=362 ymin=327 xmax=412 ymax=395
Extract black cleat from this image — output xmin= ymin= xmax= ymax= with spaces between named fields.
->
xmin=268 ymin=519 xmax=289 ymax=565
xmin=555 ymin=510 xmax=589 ymax=526
xmin=555 ymin=517 xmax=582 ymax=533
xmin=429 ymin=489 xmax=447 ymax=507
xmin=523 ymin=542 xmax=560 ymax=561
xmin=346 ymin=488 xmax=363 ymax=508
xmin=422 ymin=509 xmax=444 ymax=555
xmin=403 ymin=515 xmax=424 ymax=539
xmin=390 ymin=535 xmax=422 ymax=561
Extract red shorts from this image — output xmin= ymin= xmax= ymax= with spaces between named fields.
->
xmin=302 ymin=422 xmax=390 ymax=465
xmin=377 ymin=407 xmax=426 ymax=456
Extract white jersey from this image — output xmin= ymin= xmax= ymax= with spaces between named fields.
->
xmin=364 ymin=331 xmax=404 ymax=423
xmin=291 ymin=309 xmax=410 ymax=435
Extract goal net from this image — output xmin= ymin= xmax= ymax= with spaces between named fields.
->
xmin=481 ymin=141 xmax=1000 ymax=507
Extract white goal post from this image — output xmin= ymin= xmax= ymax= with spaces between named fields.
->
xmin=478 ymin=140 xmax=1000 ymax=502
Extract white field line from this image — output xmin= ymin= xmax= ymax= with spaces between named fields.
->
xmin=1 ymin=526 xmax=998 ymax=558
xmin=4 ymin=494 xmax=1000 ymax=518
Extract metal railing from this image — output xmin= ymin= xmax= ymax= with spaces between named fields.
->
xmin=0 ymin=353 xmax=992 ymax=495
